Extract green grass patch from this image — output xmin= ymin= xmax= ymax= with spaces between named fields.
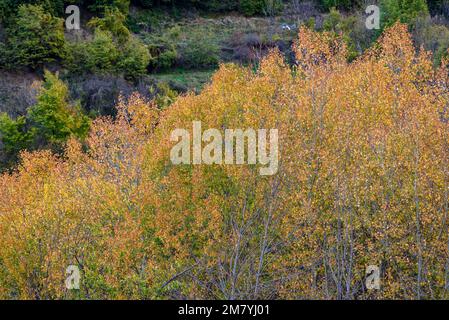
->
xmin=151 ymin=69 xmax=217 ymax=92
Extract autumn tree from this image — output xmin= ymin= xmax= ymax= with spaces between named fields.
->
xmin=0 ymin=23 xmax=447 ymax=300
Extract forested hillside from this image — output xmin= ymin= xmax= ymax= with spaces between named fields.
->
xmin=0 ymin=1 xmax=448 ymax=300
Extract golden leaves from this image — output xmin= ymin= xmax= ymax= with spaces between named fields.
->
xmin=0 ymin=23 xmax=447 ymax=299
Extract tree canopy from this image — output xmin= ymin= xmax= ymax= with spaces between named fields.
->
xmin=0 ymin=24 xmax=447 ymax=299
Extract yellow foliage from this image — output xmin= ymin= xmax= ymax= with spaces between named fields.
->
xmin=0 ymin=23 xmax=447 ymax=300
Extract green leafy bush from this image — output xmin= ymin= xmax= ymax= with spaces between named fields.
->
xmin=240 ymin=0 xmax=283 ymax=16
xmin=87 ymin=6 xmax=131 ymax=42
xmin=0 ymin=4 xmax=67 ymax=69
xmin=87 ymin=0 xmax=130 ymax=14
xmin=65 ymin=41 xmax=90 ymax=74
xmin=85 ymin=30 xmax=120 ymax=73
xmin=240 ymin=0 xmax=265 ymax=15
xmin=199 ymin=0 xmax=239 ymax=12
xmin=152 ymin=49 xmax=178 ymax=70
xmin=144 ymin=26 xmax=180 ymax=71
xmin=28 ymin=71 xmax=90 ymax=144
xmin=118 ymin=37 xmax=151 ymax=80
xmin=150 ymin=81 xmax=179 ymax=109
xmin=322 ymin=8 xmax=360 ymax=61
xmin=0 ymin=0 xmax=129 ymax=22
xmin=0 ymin=0 xmax=65 ymax=23
xmin=0 ymin=71 xmax=90 ymax=169
xmin=0 ymin=114 xmax=34 ymax=167
xmin=178 ymin=32 xmax=220 ymax=69
xmin=320 ymin=0 xmax=362 ymax=11
xmin=65 ymin=7 xmax=150 ymax=77
xmin=413 ymin=15 xmax=449 ymax=65
xmin=67 ymin=29 xmax=150 ymax=77
xmin=381 ymin=0 xmax=429 ymax=27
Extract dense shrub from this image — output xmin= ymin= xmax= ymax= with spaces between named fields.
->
xmin=85 ymin=30 xmax=120 ymax=73
xmin=126 ymin=7 xmax=169 ymax=33
xmin=28 ymin=71 xmax=90 ymax=145
xmin=322 ymin=8 xmax=360 ymax=60
xmin=200 ymin=0 xmax=239 ymax=12
xmin=150 ymin=81 xmax=179 ymax=109
xmin=85 ymin=0 xmax=130 ymax=14
xmin=146 ymin=25 xmax=221 ymax=69
xmin=65 ymin=41 xmax=90 ymax=74
xmin=130 ymin=0 xmax=249 ymax=14
xmin=67 ymin=32 xmax=150 ymax=78
xmin=0 ymin=5 xmax=67 ymax=69
xmin=240 ymin=0 xmax=283 ymax=16
xmin=144 ymin=26 xmax=180 ymax=71
xmin=319 ymin=0 xmax=361 ymax=10
xmin=130 ymin=0 xmax=282 ymax=15
xmin=87 ymin=6 xmax=131 ymax=42
xmin=178 ymin=30 xmax=220 ymax=69
xmin=67 ymin=9 xmax=150 ymax=79
xmin=0 ymin=71 xmax=89 ymax=169
xmin=0 ymin=114 xmax=34 ymax=168
xmin=412 ymin=15 xmax=449 ymax=65
xmin=381 ymin=0 xmax=429 ymax=27
xmin=152 ymin=48 xmax=178 ymax=70
xmin=240 ymin=0 xmax=266 ymax=15
xmin=0 ymin=0 xmax=65 ymax=23
xmin=118 ymin=37 xmax=151 ymax=79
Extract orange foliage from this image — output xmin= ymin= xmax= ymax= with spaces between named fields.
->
xmin=0 ymin=24 xmax=447 ymax=299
